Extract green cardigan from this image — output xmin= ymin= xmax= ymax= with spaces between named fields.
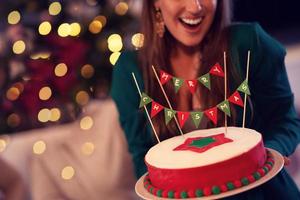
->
xmin=110 ymin=23 xmax=300 ymax=199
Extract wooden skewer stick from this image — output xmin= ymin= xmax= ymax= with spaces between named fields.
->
xmin=242 ymin=51 xmax=251 ymax=128
xmin=224 ymin=51 xmax=228 ymax=134
xmin=132 ymin=72 xmax=160 ymax=143
xmin=151 ymin=65 xmax=185 ymax=137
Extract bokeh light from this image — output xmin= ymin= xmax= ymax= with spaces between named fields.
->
xmin=88 ymin=20 xmax=102 ymax=34
xmin=115 ymin=2 xmax=129 ymax=16
xmin=39 ymin=86 xmax=52 ymax=101
xmin=38 ymin=108 xmax=51 ymax=123
xmin=30 ymin=52 xmax=51 ymax=60
xmin=76 ymin=91 xmax=89 ymax=106
xmin=49 ymin=2 xmax=62 ymax=16
xmin=12 ymin=40 xmax=26 ymax=54
xmin=39 ymin=21 xmax=52 ymax=35
xmin=7 ymin=10 xmax=21 ymax=24
xmin=7 ymin=113 xmax=21 ymax=128
xmin=81 ymin=64 xmax=94 ymax=79
xmin=109 ymin=52 xmax=121 ymax=65
xmin=107 ymin=34 xmax=123 ymax=52
xmin=55 ymin=63 xmax=68 ymax=77
xmin=80 ymin=116 xmax=93 ymax=130
xmin=6 ymin=87 xmax=20 ymax=101
xmin=0 ymin=136 xmax=10 ymax=153
xmin=81 ymin=142 xmax=95 ymax=155
xmin=94 ymin=15 xmax=107 ymax=27
xmin=58 ymin=23 xmax=71 ymax=37
xmin=69 ymin=23 xmax=81 ymax=36
xmin=33 ymin=140 xmax=46 ymax=155
xmin=49 ymin=108 xmax=61 ymax=122
xmin=61 ymin=166 xmax=75 ymax=180
xmin=132 ymin=33 xmax=144 ymax=49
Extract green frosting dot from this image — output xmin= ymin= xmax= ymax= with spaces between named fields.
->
xmin=241 ymin=177 xmax=249 ymax=186
xmin=226 ymin=182 xmax=235 ymax=190
xmin=168 ymin=191 xmax=174 ymax=198
xmin=157 ymin=190 xmax=162 ymax=197
xmin=263 ymin=166 xmax=269 ymax=173
xmin=267 ymin=161 xmax=274 ymax=166
xmin=195 ymin=189 xmax=203 ymax=197
xmin=212 ymin=186 xmax=221 ymax=194
xmin=149 ymin=187 xmax=153 ymax=193
xmin=253 ymin=172 xmax=261 ymax=180
xmin=181 ymin=191 xmax=188 ymax=198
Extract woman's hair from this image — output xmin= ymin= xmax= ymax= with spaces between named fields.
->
xmin=138 ymin=0 xmax=241 ymax=139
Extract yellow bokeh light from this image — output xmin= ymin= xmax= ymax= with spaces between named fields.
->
xmin=0 ymin=139 xmax=7 ymax=153
xmin=33 ymin=140 xmax=46 ymax=155
xmin=61 ymin=166 xmax=75 ymax=180
xmin=55 ymin=63 xmax=68 ymax=77
xmin=81 ymin=142 xmax=95 ymax=155
xmin=58 ymin=23 xmax=71 ymax=37
xmin=39 ymin=21 xmax=52 ymax=35
xmin=38 ymin=108 xmax=51 ymax=123
xmin=80 ymin=116 xmax=93 ymax=130
xmin=115 ymin=2 xmax=129 ymax=16
xmin=69 ymin=23 xmax=81 ymax=36
xmin=6 ymin=87 xmax=20 ymax=101
xmin=7 ymin=113 xmax=21 ymax=128
xmin=12 ymin=40 xmax=26 ymax=54
xmin=89 ymin=20 xmax=102 ymax=34
xmin=13 ymin=82 xmax=24 ymax=93
xmin=108 ymin=34 xmax=123 ymax=52
xmin=8 ymin=11 xmax=21 ymax=25
xmin=109 ymin=52 xmax=121 ymax=65
xmin=81 ymin=64 xmax=94 ymax=79
xmin=49 ymin=2 xmax=62 ymax=16
xmin=76 ymin=91 xmax=89 ymax=106
xmin=30 ymin=52 xmax=51 ymax=60
xmin=94 ymin=15 xmax=107 ymax=27
xmin=50 ymin=108 xmax=61 ymax=122
xmin=39 ymin=86 xmax=52 ymax=101
xmin=131 ymin=33 xmax=144 ymax=49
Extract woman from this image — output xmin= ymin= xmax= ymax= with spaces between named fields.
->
xmin=110 ymin=0 xmax=300 ymax=199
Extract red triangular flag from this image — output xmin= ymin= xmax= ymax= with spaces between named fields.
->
xmin=209 ymin=63 xmax=224 ymax=77
xmin=204 ymin=107 xmax=218 ymax=125
xmin=150 ymin=101 xmax=164 ymax=118
xmin=228 ymin=91 xmax=244 ymax=107
xmin=160 ymin=70 xmax=172 ymax=85
xmin=186 ymin=80 xmax=198 ymax=94
xmin=177 ymin=111 xmax=190 ymax=128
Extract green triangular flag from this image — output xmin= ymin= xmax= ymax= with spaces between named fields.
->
xmin=172 ymin=77 xmax=184 ymax=93
xmin=190 ymin=111 xmax=203 ymax=128
xmin=237 ymin=80 xmax=251 ymax=95
xmin=164 ymin=108 xmax=176 ymax=125
xmin=139 ymin=92 xmax=152 ymax=108
xmin=217 ymin=100 xmax=231 ymax=117
xmin=198 ymin=73 xmax=211 ymax=90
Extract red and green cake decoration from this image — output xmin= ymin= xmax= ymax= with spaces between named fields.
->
xmin=143 ymin=150 xmax=275 ymax=199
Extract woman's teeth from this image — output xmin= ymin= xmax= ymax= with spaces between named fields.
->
xmin=181 ymin=17 xmax=203 ymax=25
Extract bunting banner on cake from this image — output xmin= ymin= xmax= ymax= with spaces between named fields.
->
xmin=204 ymin=107 xmax=218 ymax=125
xmin=190 ymin=111 xmax=203 ymax=128
xmin=228 ymin=91 xmax=244 ymax=107
xmin=164 ymin=108 xmax=176 ymax=125
xmin=150 ymin=101 xmax=164 ymax=118
xmin=177 ymin=111 xmax=190 ymax=128
xmin=158 ymin=63 xmax=224 ymax=94
xmin=237 ymin=80 xmax=251 ymax=95
xmin=139 ymin=92 xmax=152 ymax=108
xmin=217 ymin=100 xmax=231 ymax=117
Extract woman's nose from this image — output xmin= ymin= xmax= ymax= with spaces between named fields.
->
xmin=186 ymin=0 xmax=203 ymax=13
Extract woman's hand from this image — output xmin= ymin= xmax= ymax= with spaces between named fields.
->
xmin=283 ymin=156 xmax=291 ymax=166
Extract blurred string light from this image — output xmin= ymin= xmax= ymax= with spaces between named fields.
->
xmin=88 ymin=20 xmax=102 ymax=34
xmin=80 ymin=116 xmax=93 ymax=130
xmin=12 ymin=40 xmax=26 ymax=54
xmin=33 ymin=140 xmax=46 ymax=155
xmin=131 ymin=33 xmax=144 ymax=49
xmin=39 ymin=86 xmax=52 ymax=101
xmin=30 ymin=52 xmax=51 ymax=60
xmin=13 ymin=82 xmax=24 ymax=93
xmin=49 ymin=2 xmax=62 ymax=16
xmin=109 ymin=52 xmax=121 ymax=66
xmin=69 ymin=23 xmax=81 ymax=36
xmin=7 ymin=113 xmax=21 ymax=128
xmin=76 ymin=91 xmax=89 ymax=106
xmin=107 ymin=34 xmax=122 ymax=65
xmin=38 ymin=21 xmax=52 ymax=35
xmin=94 ymin=15 xmax=107 ymax=27
xmin=81 ymin=64 xmax=94 ymax=79
xmin=61 ymin=166 xmax=75 ymax=180
xmin=6 ymin=87 xmax=20 ymax=101
xmin=7 ymin=10 xmax=21 ymax=25
xmin=54 ymin=63 xmax=68 ymax=77
xmin=115 ymin=2 xmax=129 ymax=16
xmin=81 ymin=142 xmax=95 ymax=155
xmin=0 ymin=136 xmax=10 ymax=153
xmin=37 ymin=108 xmax=61 ymax=123
xmin=58 ymin=23 xmax=70 ymax=37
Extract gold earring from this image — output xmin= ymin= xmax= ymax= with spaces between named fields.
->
xmin=155 ymin=8 xmax=165 ymax=38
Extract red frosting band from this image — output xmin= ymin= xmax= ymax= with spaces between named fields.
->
xmin=146 ymin=141 xmax=266 ymax=190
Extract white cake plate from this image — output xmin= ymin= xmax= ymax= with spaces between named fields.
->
xmin=135 ymin=148 xmax=284 ymax=200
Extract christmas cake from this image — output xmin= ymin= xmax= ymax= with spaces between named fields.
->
xmin=143 ymin=127 xmax=274 ymax=198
